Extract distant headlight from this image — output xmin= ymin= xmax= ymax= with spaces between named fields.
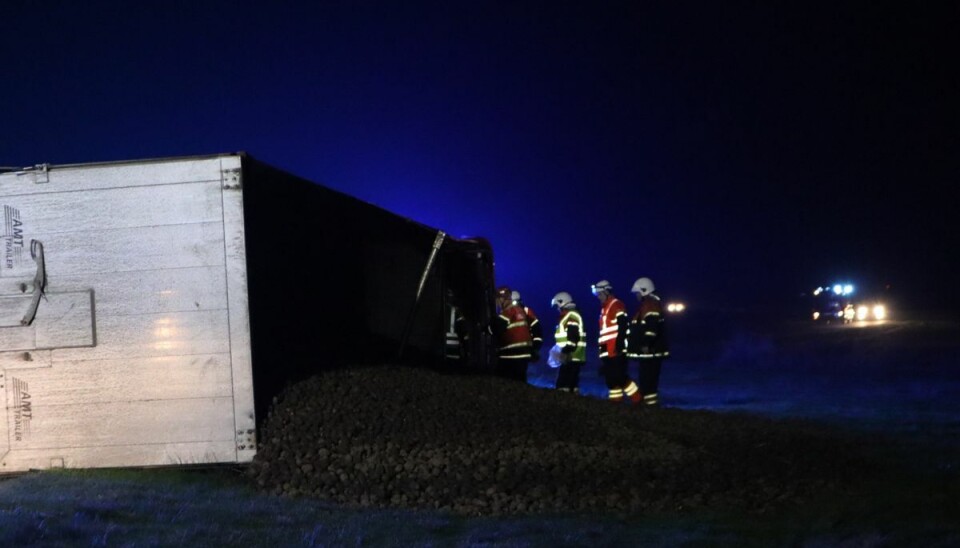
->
xmin=856 ymin=305 xmax=869 ymax=321
xmin=812 ymin=311 xmax=820 ymax=320
xmin=666 ymin=302 xmax=685 ymax=313
xmin=873 ymin=305 xmax=886 ymax=320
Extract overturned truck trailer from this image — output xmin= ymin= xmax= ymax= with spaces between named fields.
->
xmin=0 ymin=153 xmax=495 ymax=474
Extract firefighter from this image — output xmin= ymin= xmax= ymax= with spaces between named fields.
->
xmin=626 ymin=277 xmax=670 ymax=407
xmin=512 ymin=290 xmax=543 ymax=361
xmin=592 ymin=280 xmax=641 ymax=404
xmin=491 ymin=286 xmax=534 ymax=381
xmin=550 ymin=291 xmax=587 ymax=393
xmin=444 ymin=288 xmax=469 ymax=364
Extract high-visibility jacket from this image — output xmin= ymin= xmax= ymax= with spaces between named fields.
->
xmin=444 ymin=304 xmax=468 ymax=360
xmin=598 ymin=296 xmax=627 ymax=358
xmin=555 ymin=307 xmax=587 ymax=363
xmin=494 ymin=304 xmax=534 ymax=360
xmin=626 ymin=293 xmax=670 ymax=359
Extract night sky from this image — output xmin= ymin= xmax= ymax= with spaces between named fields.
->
xmin=2 ymin=2 xmax=957 ymax=316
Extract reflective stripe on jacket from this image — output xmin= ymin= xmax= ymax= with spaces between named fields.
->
xmin=555 ymin=308 xmax=587 ymax=363
xmin=495 ymin=304 xmax=533 ymax=359
xmin=445 ymin=305 xmax=467 ymax=360
xmin=625 ymin=294 xmax=670 ymax=359
xmin=524 ymin=306 xmax=543 ymax=349
xmin=598 ymin=296 xmax=626 ymax=358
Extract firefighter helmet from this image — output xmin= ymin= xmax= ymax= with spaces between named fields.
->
xmin=511 ymin=290 xmax=521 ymax=303
xmin=496 ymin=286 xmax=512 ymax=301
xmin=591 ymin=280 xmax=613 ymax=296
xmin=551 ymin=291 xmax=574 ymax=309
xmin=631 ymin=277 xmax=655 ymax=296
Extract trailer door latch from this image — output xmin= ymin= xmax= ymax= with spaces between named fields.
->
xmin=20 ymin=239 xmax=47 ymax=326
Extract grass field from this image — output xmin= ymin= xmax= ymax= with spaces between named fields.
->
xmin=2 ymin=317 xmax=958 ymax=546
xmin=2 ymin=430 xmax=958 ymax=547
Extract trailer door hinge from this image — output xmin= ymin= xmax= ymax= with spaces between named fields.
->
xmin=16 ymin=164 xmax=50 ymax=184
xmin=222 ymin=168 xmax=241 ymax=190
xmin=236 ymin=428 xmax=256 ymax=451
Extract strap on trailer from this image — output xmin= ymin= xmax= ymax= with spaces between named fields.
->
xmin=397 ymin=230 xmax=446 ymax=360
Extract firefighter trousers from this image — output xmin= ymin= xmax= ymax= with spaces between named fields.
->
xmin=496 ymin=357 xmax=529 ymax=383
xmin=636 ymin=358 xmax=663 ymax=405
xmin=555 ymin=361 xmax=583 ymax=392
xmin=600 ymin=355 xmax=629 ymax=390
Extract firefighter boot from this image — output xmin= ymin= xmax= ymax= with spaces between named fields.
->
xmin=624 ymin=381 xmax=642 ymax=406
xmin=607 ymin=387 xmax=624 ymax=402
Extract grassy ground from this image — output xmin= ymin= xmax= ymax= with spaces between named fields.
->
xmin=2 ymin=429 xmax=957 ymax=547
xmin=3 ymin=319 xmax=957 ymax=546
xmin=0 ymin=467 xmax=710 ymax=546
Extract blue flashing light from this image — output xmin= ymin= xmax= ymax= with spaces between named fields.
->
xmin=833 ymin=284 xmax=843 ymax=295
xmin=843 ymin=284 xmax=854 ymax=295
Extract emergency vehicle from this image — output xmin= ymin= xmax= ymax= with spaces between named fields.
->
xmin=810 ymin=284 xmax=887 ymax=324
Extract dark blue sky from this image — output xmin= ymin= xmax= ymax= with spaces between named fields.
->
xmin=2 ymin=1 xmax=957 ymax=314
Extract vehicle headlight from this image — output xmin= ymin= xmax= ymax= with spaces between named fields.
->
xmin=812 ymin=311 xmax=820 ymax=320
xmin=873 ymin=304 xmax=886 ymax=320
xmin=856 ymin=305 xmax=869 ymax=321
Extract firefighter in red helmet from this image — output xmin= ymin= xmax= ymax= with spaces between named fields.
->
xmin=491 ymin=286 xmax=534 ymax=381
xmin=511 ymin=290 xmax=543 ymax=362
xmin=592 ymin=280 xmax=641 ymax=404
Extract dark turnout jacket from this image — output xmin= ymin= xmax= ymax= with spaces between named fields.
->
xmin=625 ymin=294 xmax=670 ymax=359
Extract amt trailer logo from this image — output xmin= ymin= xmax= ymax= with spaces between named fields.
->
xmin=12 ymin=377 xmax=32 ymax=442
xmin=3 ymin=205 xmax=25 ymax=270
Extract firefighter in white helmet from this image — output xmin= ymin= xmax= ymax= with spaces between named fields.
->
xmin=549 ymin=291 xmax=587 ymax=393
xmin=591 ymin=280 xmax=642 ymax=405
xmin=626 ymin=277 xmax=670 ymax=407
xmin=512 ymin=290 xmax=543 ymax=362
